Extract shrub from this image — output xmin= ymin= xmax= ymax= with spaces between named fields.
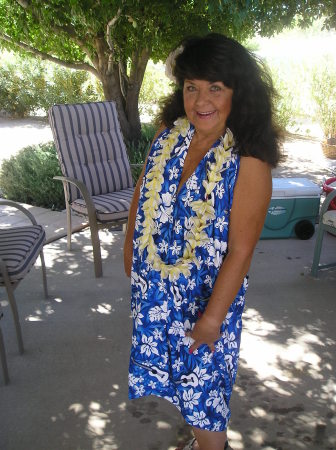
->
xmin=311 ymin=58 xmax=336 ymax=142
xmin=127 ymin=123 xmax=157 ymax=182
xmin=0 ymin=58 xmax=46 ymax=117
xmin=270 ymin=65 xmax=299 ymax=131
xmin=0 ymin=52 xmax=102 ymax=117
xmin=0 ymin=142 xmax=65 ymax=210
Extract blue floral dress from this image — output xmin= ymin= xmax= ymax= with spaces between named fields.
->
xmin=128 ymin=120 xmax=248 ymax=431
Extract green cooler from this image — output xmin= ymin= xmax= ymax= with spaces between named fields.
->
xmin=260 ymin=178 xmax=321 ymax=240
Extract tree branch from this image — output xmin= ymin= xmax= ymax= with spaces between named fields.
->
xmin=0 ymin=33 xmax=100 ymax=78
xmin=106 ymin=7 xmax=122 ymax=52
xmin=14 ymin=0 xmax=99 ymax=69
xmin=15 ymin=0 xmax=30 ymax=7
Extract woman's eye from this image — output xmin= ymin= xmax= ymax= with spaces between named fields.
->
xmin=210 ymin=85 xmax=221 ymax=92
xmin=186 ymin=85 xmax=196 ymax=92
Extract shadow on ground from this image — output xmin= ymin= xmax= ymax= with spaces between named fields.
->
xmin=0 ymin=217 xmax=336 ymax=450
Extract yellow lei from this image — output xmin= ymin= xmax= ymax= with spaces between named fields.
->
xmin=138 ymin=117 xmax=234 ymax=282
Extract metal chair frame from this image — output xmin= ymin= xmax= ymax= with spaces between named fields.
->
xmin=311 ymin=189 xmax=336 ymax=277
xmin=49 ymin=101 xmax=142 ymax=278
xmin=0 ymin=200 xmax=48 ymax=383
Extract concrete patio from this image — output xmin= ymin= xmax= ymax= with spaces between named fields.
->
xmin=0 ymin=118 xmax=336 ymax=449
xmin=0 ymin=200 xmax=335 ymax=450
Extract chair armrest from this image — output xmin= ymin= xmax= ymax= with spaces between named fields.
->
xmin=320 ymin=189 xmax=336 ymax=216
xmin=0 ymin=200 xmax=38 ymax=225
xmin=53 ymin=176 xmax=97 ymax=218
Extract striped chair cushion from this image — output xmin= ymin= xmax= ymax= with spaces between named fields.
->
xmin=71 ymin=187 xmax=134 ymax=222
xmin=0 ymin=225 xmax=45 ymax=283
xmin=49 ymin=101 xmax=133 ymax=202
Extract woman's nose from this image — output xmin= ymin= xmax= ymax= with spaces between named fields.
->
xmin=195 ymin=89 xmax=209 ymax=105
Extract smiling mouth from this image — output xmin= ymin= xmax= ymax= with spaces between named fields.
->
xmin=196 ymin=111 xmax=216 ymax=118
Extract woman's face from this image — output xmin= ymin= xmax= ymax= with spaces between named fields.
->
xmin=183 ymin=79 xmax=233 ymax=139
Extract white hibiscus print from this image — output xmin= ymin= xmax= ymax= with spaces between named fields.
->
xmin=170 ymin=241 xmax=182 ymax=256
xmin=183 ymin=388 xmax=202 ymax=409
xmin=223 ymin=330 xmax=238 ymax=349
xmin=158 ymin=240 xmax=168 ymax=254
xmin=201 ymin=352 xmax=213 ymax=364
xmin=186 ymin=174 xmax=199 ymax=191
xmin=186 ymin=411 xmax=210 ymax=427
xmin=215 ymin=217 xmax=228 ymax=232
xmin=187 ymin=302 xmax=197 ymax=315
xmin=168 ymin=165 xmax=179 ymax=180
xmin=153 ymin=328 xmax=163 ymax=341
xmin=140 ymin=335 xmax=159 ymax=357
xmin=158 ymin=279 xmax=167 ymax=293
xmin=216 ymin=183 xmax=225 ymax=199
xmin=194 ymin=366 xmax=212 ymax=386
xmin=182 ymin=191 xmax=193 ymax=207
xmin=168 ymin=320 xmax=185 ymax=337
xmin=186 ymin=278 xmax=196 ymax=290
xmin=172 ymin=358 xmax=184 ymax=373
xmin=148 ymin=301 xmax=170 ymax=322
xmin=132 ymin=302 xmax=144 ymax=328
xmin=205 ymin=389 xmax=222 ymax=412
xmin=134 ymin=385 xmax=145 ymax=396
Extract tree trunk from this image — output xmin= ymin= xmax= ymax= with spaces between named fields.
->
xmin=99 ymin=50 xmax=150 ymax=144
xmin=100 ymin=71 xmax=133 ymax=142
xmin=125 ymin=49 xmax=150 ymax=143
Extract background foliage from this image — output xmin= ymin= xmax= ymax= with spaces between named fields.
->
xmin=0 ymin=142 xmax=65 ymax=209
xmin=0 ymin=52 xmax=102 ymax=117
xmin=0 ymin=0 xmax=334 ymax=141
xmin=311 ymin=57 xmax=336 ymax=140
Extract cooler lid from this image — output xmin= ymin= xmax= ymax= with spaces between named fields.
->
xmin=272 ymin=178 xmax=321 ymax=197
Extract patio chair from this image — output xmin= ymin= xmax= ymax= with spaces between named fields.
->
xmin=0 ymin=200 xmax=48 ymax=355
xmin=311 ymin=189 xmax=336 ymax=276
xmin=48 ymin=101 xmax=136 ymax=278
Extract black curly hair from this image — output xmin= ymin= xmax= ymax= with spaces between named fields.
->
xmin=159 ymin=33 xmax=282 ymax=167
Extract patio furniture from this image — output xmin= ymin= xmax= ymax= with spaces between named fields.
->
xmin=311 ymin=189 xmax=336 ymax=276
xmin=0 ymin=200 xmax=48 ymax=355
xmin=0 ymin=308 xmax=9 ymax=384
xmin=49 ymin=101 xmax=136 ymax=278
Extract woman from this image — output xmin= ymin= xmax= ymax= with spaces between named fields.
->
xmin=124 ymin=34 xmax=281 ymax=450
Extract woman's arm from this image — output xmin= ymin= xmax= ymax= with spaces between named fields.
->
xmin=188 ymin=156 xmax=272 ymax=352
xmin=123 ymin=124 xmax=167 ymax=277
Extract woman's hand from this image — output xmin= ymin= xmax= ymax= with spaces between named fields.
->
xmin=187 ymin=313 xmax=222 ymax=354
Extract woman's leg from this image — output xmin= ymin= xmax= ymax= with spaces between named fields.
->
xmin=192 ymin=427 xmax=227 ymax=450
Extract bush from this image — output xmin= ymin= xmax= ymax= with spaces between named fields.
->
xmin=269 ymin=64 xmax=301 ymax=131
xmin=127 ymin=123 xmax=157 ymax=182
xmin=311 ymin=58 xmax=336 ymax=141
xmin=0 ymin=58 xmax=46 ymax=117
xmin=0 ymin=52 xmax=102 ymax=117
xmin=0 ymin=142 xmax=65 ymax=210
